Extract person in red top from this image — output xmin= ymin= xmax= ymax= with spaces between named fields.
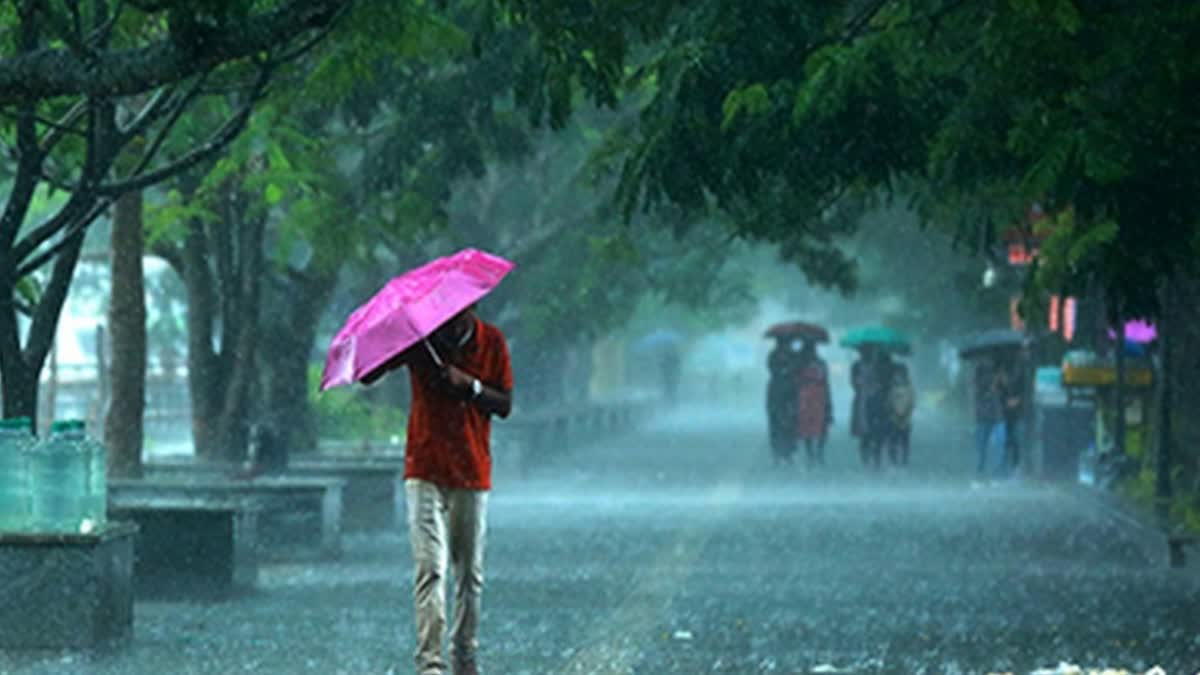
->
xmin=365 ymin=304 xmax=511 ymax=675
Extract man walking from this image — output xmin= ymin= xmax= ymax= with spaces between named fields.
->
xmin=972 ymin=357 xmax=1004 ymax=481
xmin=367 ymin=305 xmax=512 ymax=675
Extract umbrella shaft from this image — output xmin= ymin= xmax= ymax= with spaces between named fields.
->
xmin=424 ymin=339 xmax=445 ymax=368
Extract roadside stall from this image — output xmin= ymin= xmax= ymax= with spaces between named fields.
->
xmin=1060 ymin=345 xmax=1155 ymax=465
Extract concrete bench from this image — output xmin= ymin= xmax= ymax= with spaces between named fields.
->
xmin=0 ymin=522 xmax=137 ymax=649
xmin=108 ymin=495 xmax=260 ymax=598
xmin=286 ymin=459 xmax=404 ymax=531
xmin=146 ymin=456 xmax=403 ymax=531
xmin=110 ymin=477 xmax=345 ymax=560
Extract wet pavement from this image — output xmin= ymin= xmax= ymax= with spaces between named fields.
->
xmin=2 ymin=404 xmax=1198 ymax=674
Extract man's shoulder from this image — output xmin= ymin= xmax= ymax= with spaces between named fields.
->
xmin=477 ymin=319 xmax=509 ymax=350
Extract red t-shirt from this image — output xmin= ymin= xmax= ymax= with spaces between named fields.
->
xmin=404 ymin=317 xmax=512 ymax=490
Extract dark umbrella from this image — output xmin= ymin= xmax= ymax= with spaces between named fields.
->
xmin=958 ymin=329 xmax=1028 ymax=359
xmin=763 ymin=321 xmax=831 ymax=343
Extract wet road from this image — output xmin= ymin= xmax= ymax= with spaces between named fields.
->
xmin=3 ymin=404 xmax=1198 ymax=674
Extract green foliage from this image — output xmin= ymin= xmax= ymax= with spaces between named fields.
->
xmin=307 ymin=366 xmax=407 ymax=441
xmin=589 ymin=0 xmax=1200 ymax=322
xmin=144 ymin=189 xmax=217 ymax=247
xmin=1177 ymin=497 xmax=1200 ymax=537
xmin=1123 ymin=467 xmax=1200 ymax=537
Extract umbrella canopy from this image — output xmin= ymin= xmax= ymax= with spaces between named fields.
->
xmin=1107 ymin=319 xmax=1157 ymax=344
xmin=958 ymin=329 xmax=1027 ymax=359
xmin=763 ymin=321 xmax=830 ymax=343
xmin=319 ymin=248 xmax=515 ymax=391
xmin=839 ymin=326 xmax=912 ymax=355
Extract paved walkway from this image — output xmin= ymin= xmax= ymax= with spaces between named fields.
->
xmin=3 ymin=405 xmax=1197 ymax=674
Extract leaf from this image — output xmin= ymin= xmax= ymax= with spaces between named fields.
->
xmin=264 ymin=183 xmax=285 ymax=205
xmin=1019 ymin=133 xmax=1076 ymax=196
xmin=144 ymin=190 xmax=217 ymax=247
xmin=721 ymin=83 xmax=770 ymax=131
xmin=15 ymin=276 xmax=42 ymax=307
xmin=1066 ymin=219 xmax=1117 ymax=265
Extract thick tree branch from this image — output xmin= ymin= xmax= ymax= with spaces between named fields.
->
xmin=16 ymin=198 xmax=108 ymax=277
xmin=24 ymin=229 xmax=86 ymax=366
xmin=0 ymin=0 xmax=351 ymax=105
xmin=0 ymin=106 xmax=43 ymax=254
xmin=98 ymin=65 xmax=271 ymax=196
xmin=13 ymin=99 xmax=116 ymax=263
xmin=0 ymin=5 xmax=45 ymax=255
xmin=118 ymin=84 xmax=177 ymax=141
xmin=150 ymin=238 xmax=185 ymax=275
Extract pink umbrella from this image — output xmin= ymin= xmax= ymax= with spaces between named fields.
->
xmin=319 ymin=248 xmax=515 ymax=391
xmin=1107 ymin=319 xmax=1157 ymax=344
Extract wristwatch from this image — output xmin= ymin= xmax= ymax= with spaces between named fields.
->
xmin=471 ymin=377 xmax=483 ymax=398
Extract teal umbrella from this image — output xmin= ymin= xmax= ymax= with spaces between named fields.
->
xmin=839 ymin=326 xmax=912 ymax=355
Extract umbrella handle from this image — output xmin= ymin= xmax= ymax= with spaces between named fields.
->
xmin=423 ymin=338 xmax=445 ymax=368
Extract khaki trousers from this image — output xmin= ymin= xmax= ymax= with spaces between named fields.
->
xmin=405 ymin=479 xmax=488 ymax=675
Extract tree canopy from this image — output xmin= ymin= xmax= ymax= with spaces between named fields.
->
xmin=0 ymin=0 xmax=353 ymax=420
xmin=566 ymin=1 xmax=1200 ymax=320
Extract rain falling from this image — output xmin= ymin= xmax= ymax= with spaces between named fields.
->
xmin=1 ymin=3 xmax=1198 ymax=675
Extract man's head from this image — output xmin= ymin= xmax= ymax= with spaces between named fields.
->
xmin=433 ymin=304 xmax=477 ymax=347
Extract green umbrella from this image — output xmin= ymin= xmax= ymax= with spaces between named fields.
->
xmin=839 ymin=326 xmax=912 ymax=355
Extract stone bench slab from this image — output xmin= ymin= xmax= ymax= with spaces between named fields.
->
xmin=0 ymin=523 xmax=137 ymax=650
xmin=108 ymin=496 xmax=260 ymax=598
xmin=110 ymin=478 xmax=344 ymax=560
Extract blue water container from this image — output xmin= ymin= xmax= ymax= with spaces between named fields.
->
xmin=29 ymin=420 xmax=90 ymax=533
xmin=0 ymin=417 xmax=35 ymax=532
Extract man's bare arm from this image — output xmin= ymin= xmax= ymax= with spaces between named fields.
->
xmin=360 ymin=351 xmax=407 ymax=386
xmin=445 ymin=365 xmax=512 ymax=418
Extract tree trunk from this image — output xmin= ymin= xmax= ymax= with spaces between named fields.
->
xmin=174 ymin=194 xmax=266 ymax=464
xmin=213 ymin=211 xmax=266 ymax=463
xmin=0 ymin=231 xmax=86 ymax=431
xmin=1113 ymin=316 xmax=1126 ymax=457
xmin=214 ymin=320 xmax=258 ymax=463
xmin=1155 ymin=284 xmax=1174 ymax=519
xmin=94 ymin=325 xmax=109 ymax=427
xmin=104 ymin=190 xmax=147 ymax=479
xmin=180 ymin=220 xmax=223 ymax=460
xmin=260 ymin=271 xmax=336 ymax=455
xmin=41 ymin=341 xmax=57 ymax=436
xmin=0 ymin=358 xmax=39 ymax=428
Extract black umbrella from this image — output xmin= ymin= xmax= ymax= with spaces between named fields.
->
xmin=958 ymin=329 xmax=1028 ymax=359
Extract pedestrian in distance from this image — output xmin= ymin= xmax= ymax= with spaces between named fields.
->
xmin=995 ymin=351 xmax=1026 ymax=478
xmin=864 ymin=350 xmax=897 ymax=469
xmin=886 ymin=363 xmax=916 ymax=466
xmin=852 ymin=346 xmax=892 ymax=470
xmin=971 ymin=357 xmax=1006 ymax=482
xmin=794 ymin=340 xmax=833 ymax=467
xmin=766 ymin=337 xmax=799 ymax=465
xmin=849 ymin=347 xmax=871 ymax=466
xmin=364 ymin=304 xmax=513 ymax=675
